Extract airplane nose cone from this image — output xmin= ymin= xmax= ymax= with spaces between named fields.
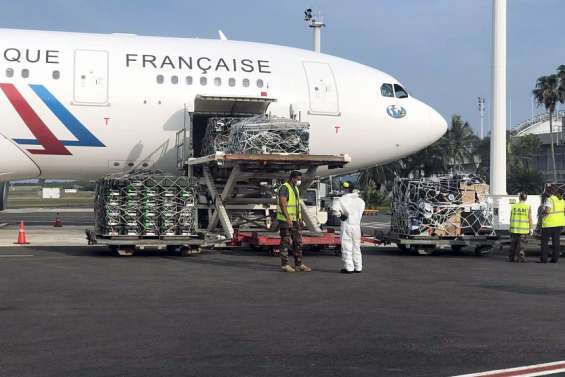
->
xmin=429 ymin=108 xmax=448 ymax=141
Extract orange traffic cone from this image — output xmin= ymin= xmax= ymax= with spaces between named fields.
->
xmin=15 ymin=220 xmax=29 ymax=245
xmin=53 ymin=213 xmax=63 ymax=227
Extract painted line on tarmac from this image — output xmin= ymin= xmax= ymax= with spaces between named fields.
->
xmin=453 ymin=360 xmax=565 ymax=377
xmin=0 ymin=255 xmax=34 ymax=257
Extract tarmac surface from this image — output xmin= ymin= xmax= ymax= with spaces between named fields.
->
xmin=2 ymin=210 xmax=565 ymax=376
xmin=2 ymin=243 xmax=565 ymax=376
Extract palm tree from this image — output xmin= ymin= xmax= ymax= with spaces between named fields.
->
xmin=558 ymin=65 xmax=565 ymax=93
xmin=532 ymin=74 xmax=563 ymax=182
xmin=440 ymin=115 xmax=477 ymax=170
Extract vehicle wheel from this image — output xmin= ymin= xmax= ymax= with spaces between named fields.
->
xmin=180 ymin=246 xmax=201 ymax=257
xmin=115 ymin=246 xmax=135 ymax=256
xmin=475 ymin=246 xmax=492 ymax=256
xmin=451 ymin=245 xmax=464 ymax=254
xmin=414 ymin=245 xmax=436 ymax=256
xmin=167 ymin=245 xmax=180 ymax=254
xmin=334 ymin=246 xmax=342 ymax=256
xmin=396 ymin=243 xmax=409 ymax=252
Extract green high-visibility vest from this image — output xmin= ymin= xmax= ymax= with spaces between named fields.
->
xmin=509 ymin=202 xmax=530 ymax=234
xmin=276 ymin=182 xmax=301 ymax=222
xmin=542 ymin=195 xmax=565 ymax=228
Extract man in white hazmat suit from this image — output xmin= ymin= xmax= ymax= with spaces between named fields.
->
xmin=332 ymin=181 xmax=366 ymax=273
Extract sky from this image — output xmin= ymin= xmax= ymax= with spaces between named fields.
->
xmin=0 ymin=0 xmax=563 ymax=135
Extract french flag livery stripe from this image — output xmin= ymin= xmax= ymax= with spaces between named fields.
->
xmin=0 ymin=83 xmax=71 ymax=155
xmin=0 ymin=83 xmax=105 ymax=155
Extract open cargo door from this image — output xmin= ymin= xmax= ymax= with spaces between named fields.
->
xmin=193 ymin=95 xmax=276 ymax=115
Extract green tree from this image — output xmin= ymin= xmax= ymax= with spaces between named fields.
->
xmin=440 ymin=115 xmax=477 ymax=169
xmin=507 ymin=134 xmax=543 ymax=194
xmin=509 ymin=134 xmax=542 ymax=170
xmin=558 ymin=65 xmax=565 ymax=94
xmin=532 ymin=74 xmax=564 ymax=182
xmin=507 ymin=166 xmax=544 ymax=195
xmin=473 ymin=136 xmax=490 ymax=179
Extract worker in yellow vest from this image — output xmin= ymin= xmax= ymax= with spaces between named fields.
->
xmin=509 ymin=193 xmax=532 ymax=262
xmin=540 ymin=185 xmax=565 ymax=263
xmin=276 ymin=171 xmax=312 ymax=272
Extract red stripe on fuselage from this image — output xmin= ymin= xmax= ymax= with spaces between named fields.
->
xmin=0 ymin=83 xmax=70 ymax=155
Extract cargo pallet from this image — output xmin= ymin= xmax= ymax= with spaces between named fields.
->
xmin=86 ymin=230 xmax=205 ymax=256
xmin=376 ymin=231 xmax=500 ymax=256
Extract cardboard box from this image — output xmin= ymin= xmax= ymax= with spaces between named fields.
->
xmin=461 ymin=190 xmax=476 ymax=204
xmin=435 ymin=211 xmax=461 ymax=237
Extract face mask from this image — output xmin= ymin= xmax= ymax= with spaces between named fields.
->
xmin=295 ymin=180 xmax=302 ymax=186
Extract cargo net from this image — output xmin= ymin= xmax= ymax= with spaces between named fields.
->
xmin=391 ymin=173 xmax=495 ymax=237
xmin=201 ymin=117 xmax=241 ymax=155
xmin=95 ymin=171 xmax=198 ymax=237
xmin=227 ymin=115 xmax=310 ymax=154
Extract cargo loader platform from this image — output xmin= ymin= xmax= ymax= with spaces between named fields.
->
xmin=185 ymin=152 xmax=351 ymax=242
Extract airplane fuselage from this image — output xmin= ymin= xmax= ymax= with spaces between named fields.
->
xmin=0 ymin=28 xmax=447 ymax=181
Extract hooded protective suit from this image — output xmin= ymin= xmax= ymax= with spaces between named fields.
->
xmin=332 ymin=190 xmax=366 ymax=272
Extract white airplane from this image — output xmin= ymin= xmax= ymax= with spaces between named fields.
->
xmin=0 ymin=28 xmax=447 ymax=183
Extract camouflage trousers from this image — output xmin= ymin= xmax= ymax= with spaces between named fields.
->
xmin=279 ymin=221 xmax=303 ymax=266
xmin=509 ymin=234 xmax=527 ymax=262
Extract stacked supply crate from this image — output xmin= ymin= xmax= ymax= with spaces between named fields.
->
xmin=95 ymin=171 xmax=198 ymax=238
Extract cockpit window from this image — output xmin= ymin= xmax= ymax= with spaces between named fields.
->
xmin=381 ymin=83 xmax=394 ymax=97
xmin=394 ymin=84 xmax=409 ymax=98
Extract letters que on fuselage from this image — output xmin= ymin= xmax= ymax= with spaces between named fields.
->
xmin=1 ymin=48 xmax=273 ymax=75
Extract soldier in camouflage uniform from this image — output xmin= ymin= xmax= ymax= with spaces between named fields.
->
xmin=276 ymin=171 xmax=312 ymax=272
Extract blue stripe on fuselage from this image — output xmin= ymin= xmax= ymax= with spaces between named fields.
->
xmin=28 ymin=84 xmax=105 ymax=147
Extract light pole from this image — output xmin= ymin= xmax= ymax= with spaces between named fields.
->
xmin=478 ymin=96 xmax=486 ymax=139
xmin=304 ymin=8 xmax=325 ymax=53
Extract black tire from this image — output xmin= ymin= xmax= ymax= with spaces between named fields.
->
xmin=414 ymin=245 xmax=436 ymax=256
xmin=451 ymin=245 xmax=464 ymax=253
xmin=334 ymin=246 xmax=342 ymax=256
xmin=475 ymin=246 xmax=492 ymax=256
xmin=114 ymin=246 xmax=135 ymax=256
xmin=180 ymin=246 xmax=201 ymax=257
xmin=396 ymin=243 xmax=409 ymax=252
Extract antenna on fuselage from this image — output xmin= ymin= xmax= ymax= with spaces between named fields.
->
xmin=304 ymin=8 xmax=325 ymax=53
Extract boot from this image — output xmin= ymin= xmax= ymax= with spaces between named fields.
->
xmin=295 ymin=264 xmax=312 ymax=272
xmin=281 ymin=265 xmax=295 ymax=272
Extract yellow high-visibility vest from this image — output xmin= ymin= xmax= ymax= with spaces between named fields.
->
xmin=542 ymin=195 xmax=565 ymax=228
xmin=276 ymin=182 xmax=301 ymax=222
xmin=509 ymin=202 xmax=530 ymax=234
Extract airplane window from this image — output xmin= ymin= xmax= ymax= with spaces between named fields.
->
xmin=200 ymin=76 xmax=207 ymax=86
xmin=186 ymin=76 xmax=193 ymax=85
xmin=394 ymin=84 xmax=409 ymax=98
xmin=214 ymin=77 xmax=221 ymax=86
xmin=6 ymin=68 xmax=13 ymax=78
xmin=228 ymin=78 xmax=235 ymax=87
xmin=243 ymin=78 xmax=250 ymax=87
xmin=52 ymin=70 xmax=60 ymax=80
xmin=380 ymin=83 xmax=394 ymax=97
xmin=256 ymin=79 xmax=264 ymax=88
xmin=21 ymin=69 xmax=29 ymax=78
xmin=171 ymin=75 xmax=179 ymax=84
xmin=156 ymin=75 xmax=164 ymax=84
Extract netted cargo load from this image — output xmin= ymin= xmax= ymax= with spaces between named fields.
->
xmin=227 ymin=115 xmax=309 ymax=154
xmin=201 ymin=117 xmax=240 ymax=155
xmin=391 ymin=173 xmax=494 ymax=237
xmin=95 ymin=171 xmax=198 ymax=237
